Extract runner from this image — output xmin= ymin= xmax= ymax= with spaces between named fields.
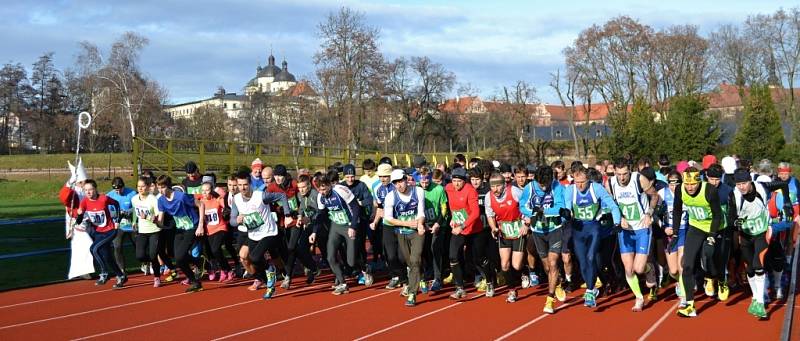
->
xmin=419 ymin=167 xmax=448 ymax=292
xmin=78 ymin=179 xmax=125 ymax=288
xmin=199 ymin=181 xmax=233 ymax=282
xmin=658 ymin=170 xmax=689 ymax=307
xmin=183 ymin=161 xmax=204 ymax=194
xmin=132 ymin=176 xmax=162 ymax=287
xmin=229 ymin=170 xmax=292 ymax=299
xmin=250 ymin=158 xmax=265 ymax=189
xmin=446 ymin=167 xmax=493 ymax=300
xmin=703 ymin=163 xmax=734 ymax=301
xmin=106 ymin=177 xmax=137 ymax=277
xmin=765 ymin=168 xmax=796 ymax=302
xmin=340 ymin=164 xmax=375 ymax=287
xmin=312 ymin=170 xmax=370 ymax=294
xmin=564 ymin=166 xmax=621 ymax=307
xmin=227 ymin=173 xmax=254 ymax=280
xmin=520 ymin=165 xmax=568 ymax=313
xmin=360 ymin=159 xmax=383 ymax=269
xmin=370 ymin=163 xmax=406 ymax=289
xmin=470 ymin=167 xmax=494 ymax=292
xmin=383 ymin=169 xmax=427 ymax=306
xmin=672 ymin=167 xmax=723 ymax=317
xmin=485 ymin=173 xmax=527 ymax=303
xmin=730 ymin=168 xmax=791 ymax=318
xmin=607 ymin=161 xmax=660 ymax=312
xmin=775 ymin=162 xmax=799 ymax=246
xmin=266 ymin=165 xmax=299 ymax=289
xmin=295 ymin=175 xmax=322 ymax=284
xmin=155 ymin=175 xmax=204 ymax=293
xmin=61 ymin=158 xmax=94 ymax=279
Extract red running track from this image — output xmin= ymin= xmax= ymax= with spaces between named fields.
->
xmin=0 ymin=272 xmax=794 ymax=340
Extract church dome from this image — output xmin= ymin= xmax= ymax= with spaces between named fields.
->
xmin=257 ymin=54 xmax=281 ymax=78
xmin=274 ymin=60 xmax=296 ymax=82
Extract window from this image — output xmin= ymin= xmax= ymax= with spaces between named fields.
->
xmin=596 ymin=129 xmax=602 ymax=137
xmin=555 ymin=130 xmax=562 ymax=137
xmin=223 ymin=103 xmax=227 ymax=109
xmin=233 ymin=103 xmax=237 ymax=109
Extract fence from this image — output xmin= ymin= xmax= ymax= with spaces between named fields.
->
xmin=131 ymin=136 xmax=475 ymax=178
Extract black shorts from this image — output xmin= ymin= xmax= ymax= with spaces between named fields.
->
xmin=499 ymin=236 xmax=526 ymax=252
xmin=236 ymin=230 xmax=249 ymax=250
xmin=533 ymin=229 xmax=563 ymax=258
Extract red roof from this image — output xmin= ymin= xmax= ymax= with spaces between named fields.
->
xmin=284 ymin=81 xmax=318 ymax=97
xmin=439 ymin=96 xmax=482 ymax=113
xmin=707 ymin=82 xmax=800 ymax=109
xmin=545 ymin=103 xmax=611 ymax=122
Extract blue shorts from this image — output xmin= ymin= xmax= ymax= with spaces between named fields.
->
xmin=667 ymin=228 xmax=686 ymax=253
xmin=618 ymin=228 xmax=651 ymax=255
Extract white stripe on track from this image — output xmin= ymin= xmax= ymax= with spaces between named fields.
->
xmin=353 ymin=302 xmax=463 ymax=340
xmin=71 ymin=283 xmax=331 ymax=340
xmin=212 ymin=289 xmax=399 ymax=340
xmin=0 ymin=283 xmax=151 ymax=309
xmin=637 ymin=302 xmax=679 ymax=341
xmin=494 ymin=299 xmax=577 ymax=341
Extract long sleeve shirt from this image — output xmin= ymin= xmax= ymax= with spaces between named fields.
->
xmin=445 ymin=182 xmax=482 ymax=235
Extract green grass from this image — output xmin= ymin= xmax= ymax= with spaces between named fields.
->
xmin=0 ymin=177 xmax=135 ymax=220
xmin=0 ymin=222 xmax=67 ymax=254
xmin=0 ymin=153 xmax=131 ymax=170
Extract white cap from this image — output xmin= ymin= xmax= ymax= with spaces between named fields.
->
xmin=492 ymin=160 xmax=500 ymax=169
xmin=756 ymin=175 xmax=772 ymax=183
xmin=390 ymin=169 xmax=406 ymax=182
xmin=721 ymin=156 xmax=737 ymax=174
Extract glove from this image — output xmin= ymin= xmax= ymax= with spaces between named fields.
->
xmin=705 ymin=236 xmax=716 ymax=246
xmin=733 ymin=218 xmax=744 ymax=230
xmin=783 ymin=203 xmax=794 ymax=219
xmin=222 ymin=207 xmax=231 ymax=221
xmin=559 ymin=208 xmax=572 ymax=220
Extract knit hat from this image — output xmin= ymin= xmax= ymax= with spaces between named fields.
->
xmin=251 ymin=158 xmax=264 ymax=170
xmin=733 ymin=168 xmax=751 ymax=183
xmin=274 ymin=164 xmax=288 ymax=177
xmin=676 ymin=161 xmax=690 ymax=173
xmin=702 ymin=155 xmax=717 ymax=170
xmin=342 ymin=164 xmax=356 ymax=176
xmin=452 ymin=167 xmax=468 ymax=180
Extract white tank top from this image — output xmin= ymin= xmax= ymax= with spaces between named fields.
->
xmin=234 ymin=191 xmax=277 ymax=241
xmin=610 ymin=172 xmax=649 ymax=230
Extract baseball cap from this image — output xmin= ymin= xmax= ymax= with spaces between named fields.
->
xmin=376 ymin=163 xmax=393 ymax=177
xmin=390 ymin=169 xmax=406 ymax=183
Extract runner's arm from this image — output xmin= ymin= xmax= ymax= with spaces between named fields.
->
xmin=595 ymin=183 xmax=621 ymax=225
xmin=727 ymin=191 xmax=738 ymax=229
xmin=228 ymin=203 xmax=240 ymax=228
xmin=518 ymin=184 xmax=533 ymax=218
xmin=706 ymin=185 xmax=722 ymax=233
xmin=672 ymin=186 xmax=683 ymax=231
xmin=262 ymin=192 xmax=290 ymax=215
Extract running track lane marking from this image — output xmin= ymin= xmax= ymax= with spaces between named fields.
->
xmin=494 ymin=299 xmax=578 ymax=341
xmin=0 ymin=282 xmax=152 ymax=310
xmin=0 ymin=292 xmax=188 ymax=330
xmin=212 ymin=289 xmax=399 ymax=340
xmin=637 ymin=302 xmax=680 ymax=341
xmin=70 ymin=283 xmax=331 ymax=340
xmin=353 ymin=301 xmax=464 ymax=340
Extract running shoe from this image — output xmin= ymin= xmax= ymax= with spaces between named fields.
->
xmin=357 ymin=272 xmax=366 ymax=285
xmin=717 ymin=282 xmax=729 ymax=301
xmin=753 ymin=302 xmax=767 ymax=319
xmin=521 ymin=275 xmax=531 ymax=289
xmin=419 ymin=280 xmax=428 ymax=294
xmin=217 ymin=271 xmax=228 ymax=283
xmin=443 ymin=273 xmax=454 ymax=285
xmin=208 ymin=271 xmax=217 ymax=282
xmin=648 ymin=287 xmax=657 ymax=301
xmin=485 ymin=282 xmax=495 ymax=298
xmin=153 ymin=277 xmax=161 ymax=288
xmin=265 ymin=266 xmax=277 ymax=288
xmin=449 ymin=287 xmax=467 ymax=300
xmin=95 ymin=274 xmax=108 ymax=286
xmin=704 ymin=278 xmax=715 ymax=297
xmin=225 ymin=270 xmax=236 ymax=283
xmin=363 ymin=271 xmax=374 ymax=287
xmin=112 ymin=275 xmax=128 ymax=289
xmin=160 ymin=265 xmax=168 ymax=275
xmin=401 ymin=284 xmax=410 ymax=297
xmin=405 ymin=293 xmax=416 ymax=307
xmin=248 ymin=279 xmax=263 ymax=291
xmin=181 ymin=279 xmax=190 ymax=286
xmin=386 ymin=276 xmax=401 ymax=289
xmin=595 ymin=277 xmax=603 ymax=289
xmin=555 ymin=284 xmax=567 ymax=302
xmin=141 ymin=264 xmax=150 ymax=275
xmin=747 ymin=300 xmax=757 ymax=316
xmin=306 ymin=268 xmax=321 ymax=285
xmin=185 ymin=281 xmax=203 ymax=293
xmin=632 ymin=297 xmax=644 ymax=312
xmin=543 ymin=296 xmax=555 ymax=314
xmin=332 ymin=283 xmax=349 ymax=295
xmin=164 ymin=270 xmax=177 ymax=283
xmin=280 ymin=276 xmax=291 ymax=290
xmin=429 ymin=279 xmax=443 ymax=292
xmin=677 ymin=302 xmax=696 ymax=317
xmin=476 ymin=279 xmax=488 ymax=292
xmin=263 ymin=287 xmax=276 ymax=299
xmin=506 ymin=290 xmax=517 ymax=303
xmin=530 ymin=273 xmax=540 ymax=286
xmin=584 ymin=290 xmax=597 ymax=308
xmin=776 ymin=286 xmax=785 ymax=300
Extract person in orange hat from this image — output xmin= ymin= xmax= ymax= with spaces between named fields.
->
xmin=251 ymin=158 xmax=265 ymax=189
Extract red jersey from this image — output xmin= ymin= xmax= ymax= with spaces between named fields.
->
xmin=79 ymin=194 xmax=119 ymax=233
xmin=488 ymin=185 xmax=522 ymax=223
xmin=201 ymin=196 xmax=228 ymax=235
xmin=445 ymin=182 xmax=483 ymax=235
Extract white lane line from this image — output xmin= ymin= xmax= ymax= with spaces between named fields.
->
xmin=0 ymin=283 xmax=151 ymax=309
xmin=494 ymin=299 xmax=578 ymax=341
xmin=212 ymin=289 xmax=399 ymax=340
xmin=637 ymin=302 xmax=679 ymax=341
xmin=353 ymin=302 xmax=463 ymax=340
xmin=71 ymin=283 xmax=331 ymax=340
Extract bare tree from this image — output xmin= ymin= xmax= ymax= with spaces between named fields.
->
xmin=0 ymin=63 xmax=31 ymax=154
xmin=708 ymin=24 xmax=769 ymax=92
xmin=550 ymin=69 xmax=581 ymax=158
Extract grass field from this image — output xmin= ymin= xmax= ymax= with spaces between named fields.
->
xmin=0 ymin=153 xmax=131 ymax=170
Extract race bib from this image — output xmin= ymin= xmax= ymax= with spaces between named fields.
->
xmin=398 ymin=211 xmax=416 ymax=222
xmin=425 ymin=207 xmax=436 ymax=221
xmin=620 ymin=203 xmax=641 ymax=221
xmin=174 ymin=215 xmax=194 ymax=230
xmin=87 ymin=211 xmax=108 ymax=228
xmin=742 ymin=212 xmax=769 ymax=236
xmin=329 ymin=210 xmax=350 ymax=225
xmin=575 ymin=204 xmax=598 ymax=221
xmin=452 ymin=209 xmax=467 ymax=226
xmin=500 ymin=220 xmax=522 ymax=239
xmin=687 ymin=206 xmax=708 ymax=221
xmin=243 ymin=212 xmax=265 ymax=230
xmin=135 ymin=207 xmax=152 ymax=220
xmin=205 ymin=209 xmax=220 ymax=226
xmin=288 ymin=197 xmax=299 ymax=211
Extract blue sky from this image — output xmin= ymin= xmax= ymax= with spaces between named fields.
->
xmin=1 ymin=0 xmax=795 ymax=104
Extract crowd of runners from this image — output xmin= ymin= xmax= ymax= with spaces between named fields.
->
xmin=59 ymin=153 xmax=799 ymax=319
